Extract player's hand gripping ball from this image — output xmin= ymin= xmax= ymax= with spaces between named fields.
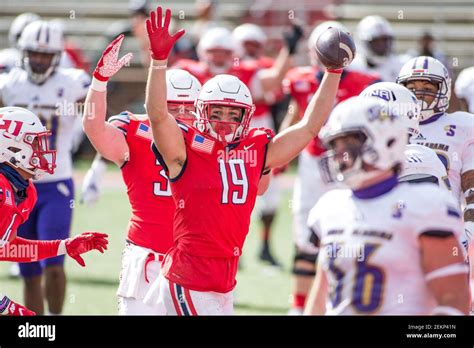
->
xmin=315 ymin=27 xmax=356 ymax=72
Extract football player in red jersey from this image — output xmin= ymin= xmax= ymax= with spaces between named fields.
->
xmin=0 ymin=106 xmax=108 ymax=316
xmin=82 ymin=35 xmax=203 ymax=314
xmin=281 ymin=21 xmax=380 ymax=315
xmin=142 ymin=7 xmax=348 ymax=315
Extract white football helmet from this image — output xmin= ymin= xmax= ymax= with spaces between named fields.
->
xmin=8 ymin=12 xmax=41 ymax=48
xmin=195 ymin=74 xmax=255 ymax=143
xmin=166 ymin=69 xmax=202 ymax=103
xmin=357 ymin=15 xmax=394 ymax=65
xmin=166 ymin=69 xmax=202 ymax=122
xmin=18 ymin=20 xmax=64 ymax=84
xmin=308 ymin=21 xmax=349 ymax=67
xmin=0 ymin=107 xmax=56 ymax=179
xmin=197 ymin=27 xmax=239 ymax=74
xmin=319 ymin=96 xmax=406 ymax=189
xmin=396 ymin=56 xmax=451 ymax=122
xmin=360 ymin=82 xmax=421 ymax=140
xmin=233 ymin=23 xmax=267 ymax=45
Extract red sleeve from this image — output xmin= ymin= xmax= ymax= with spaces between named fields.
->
xmin=0 ymin=237 xmax=61 ymax=262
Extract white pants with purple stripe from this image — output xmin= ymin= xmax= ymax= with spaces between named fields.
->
xmin=144 ymin=272 xmax=234 ymax=315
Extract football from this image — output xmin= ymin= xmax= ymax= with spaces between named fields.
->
xmin=315 ymin=27 xmax=356 ymax=70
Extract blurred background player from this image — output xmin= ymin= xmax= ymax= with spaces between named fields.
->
xmin=281 ymin=20 xmax=379 ymax=315
xmin=406 ymin=31 xmax=449 ymax=69
xmin=232 ymin=23 xmax=287 ymax=266
xmin=0 ymin=13 xmax=89 ymax=74
xmin=174 ymin=23 xmax=302 ymax=105
xmin=304 ymin=97 xmax=470 ymax=315
xmin=397 ymin=56 xmax=474 ymax=253
xmin=351 ymin=15 xmax=409 ymax=82
xmin=82 ymin=34 xmax=202 ymax=314
xmin=0 ymin=13 xmax=40 ymax=74
xmin=0 ymin=106 xmax=108 ymax=316
xmin=0 ymin=20 xmax=91 ymax=315
xmin=455 ymin=66 xmax=474 ymax=113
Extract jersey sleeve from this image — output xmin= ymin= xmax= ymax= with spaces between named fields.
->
xmin=68 ymin=68 xmax=91 ymax=102
xmin=306 ymin=198 xmax=325 ymax=248
xmin=461 ymin=125 xmax=474 ymax=174
xmin=455 ymin=68 xmax=473 ymax=100
xmin=108 ymin=112 xmax=132 ymax=137
xmin=0 ymin=72 xmax=9 ymax=101
xmin=414 ymin=188 xmax=464 ymax=239
xmin=0 ymin=237 xmax=61 ymax=262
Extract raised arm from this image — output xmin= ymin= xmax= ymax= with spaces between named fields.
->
xmin=259 ymin=23 xmax=304 ymax=94
xmin=83 ymin=35 xmax=133 ymax=167
xmin=145 ymin=7 xmax=187 ymax=179
xmin=265 ymin=71 xmax=341 ymax=169
xmin=1 ymin=232 xmax=108 ymax=267
xmin=304 ymin=263 xmax=328 ymax=315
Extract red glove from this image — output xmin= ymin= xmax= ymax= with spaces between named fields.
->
xmin=65 ymin=232 xmax=109 ymax=267
xmin=93 ymin=34 xmax=133 ymax=82
xmin=146 ymin=7 xmax=185 ymax=60
xmin=327 ymin=68 xmax=343 ymax=74
xmin=0 ymin=296 xmax=36 ymax=316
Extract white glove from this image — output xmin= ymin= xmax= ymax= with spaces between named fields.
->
xmin=81 ymin=157 xmax=107 ymax=206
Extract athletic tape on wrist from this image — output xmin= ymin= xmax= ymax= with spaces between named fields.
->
xmin=90 ymin=77 xmax=108 ymax=92
xmin=425 ymin=263 xmax=469 ymax=282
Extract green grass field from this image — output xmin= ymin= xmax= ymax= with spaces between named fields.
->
xmin=0 ymin=163 xmax=297 ymax=315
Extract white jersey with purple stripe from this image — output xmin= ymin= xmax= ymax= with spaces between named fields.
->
xmin=0 ymin=67 xmax=90 ymax=182
xmin=411 ymin=111 xmax=474 ymax=207
xmin=307 ymin=178 xmax=463 ymax=315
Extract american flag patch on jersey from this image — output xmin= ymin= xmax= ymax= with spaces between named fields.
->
xmin=136 ymin=123 xmax=153 ymax=140
xmin=4 ymin=189 xmax=13 ymax=206
xmin=191 ymin=134 xmax=215 ymax=154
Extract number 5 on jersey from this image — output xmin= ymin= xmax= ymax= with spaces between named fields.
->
xmin=154 ymin=159 xmax=171 ymax=196
xmin=219 ymin=159 xmax=249 ymax=204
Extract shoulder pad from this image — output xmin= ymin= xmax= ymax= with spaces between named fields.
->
xmin=109 ymin=111 xmax=132 ymax=124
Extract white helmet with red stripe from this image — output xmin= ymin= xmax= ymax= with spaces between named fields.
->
xmin=396 ymin=56 xmax=451 ymax=122
xmin=18 ymin=20 xmax=64 ymax=84
xmin=0 ymin=107 xmax=56 ymax=179
xmin=197 ymin=27 xmax=240 ymax=74
xmin=197 ymin=27 xmax=237 ymax=56
xmin=195 ymin=74 xmax=255 ymax=143
xmin=166 ymin=69 xmax=202 ymax=103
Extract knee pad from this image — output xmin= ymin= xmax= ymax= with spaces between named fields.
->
xmin=292 ymin=250 xmax=318 ymax=277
